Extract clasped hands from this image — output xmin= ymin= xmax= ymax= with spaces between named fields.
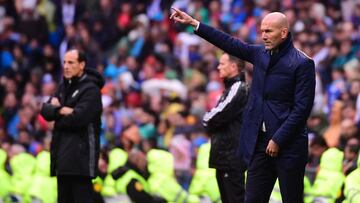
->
xmin=50 ymin=97 xmax=73 ymax=116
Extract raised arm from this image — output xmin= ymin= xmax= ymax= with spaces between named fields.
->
xmin=170 ymin=7 xmax=259 ymax=63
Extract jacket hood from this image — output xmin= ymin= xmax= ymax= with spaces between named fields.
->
xmin=35 ymin=151 xmax=51 ymax=176
xmin=319 ymin=148 xmax=344 ymax=172
xmin=108 ymin=148 xmax=128 ymax=173
xmin=147 ymin=149 xmax=174 ymax=175
xmin=196 ymin=143 xmax=211 ymax=169
xmin=84 ymin=68 xmax=105 ymax=89
xmin=10 ymin=153 xmax=36 ymax=175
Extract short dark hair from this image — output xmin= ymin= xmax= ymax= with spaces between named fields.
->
xmin=310 ymin=135 xmax=328 ymax=149
xmin=227 ymin=53 xmax=244 ymax=73
xmin=77 ymin=50 xmax=87 ymax=63
xmin=66 ymin=49 xmax=87 ymax=63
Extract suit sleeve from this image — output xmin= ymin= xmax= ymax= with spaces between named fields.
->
xmin=195 ymin=23 xmax=259 ymax=64
xmin=203 ymin=82 xmax=247 ymax=131
xmin=272 ymin=59 xmax=316 ymax=147
xmin=54 ymin=86 xmax=102 ymax=130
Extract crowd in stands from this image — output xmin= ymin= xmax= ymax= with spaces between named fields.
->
xmin=0 ymin=0 xmax=359 ymax=202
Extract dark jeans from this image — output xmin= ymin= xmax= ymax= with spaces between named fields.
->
xmin=216 ymin=166 xmax=246 ymax=203
xmin=244 ymin=132 xmax=305 ymax=203
xmin=57 ymin=175 xmax=94 ymax=203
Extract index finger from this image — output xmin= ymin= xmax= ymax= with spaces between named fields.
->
xmin=171 ymin=7 xmax=181 ymax=14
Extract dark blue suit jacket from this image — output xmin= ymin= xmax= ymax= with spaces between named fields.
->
xmin=195 ymin=23 xmax=315 ymax=167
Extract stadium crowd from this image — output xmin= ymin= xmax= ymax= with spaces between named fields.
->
xmin=0 ymin=0 xmax=359 ymax=202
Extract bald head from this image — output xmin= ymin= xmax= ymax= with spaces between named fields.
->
xmin=261 ymin=12 xmax=289 ymax=50
xmin=263 ymin=12 xmax=289 ymax=29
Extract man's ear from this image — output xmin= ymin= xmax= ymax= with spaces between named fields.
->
xmin=281 ymin=28 xmax=288 ymax=39
xmin=80 ymin=61 xmax=85 ymax=71
xmin=231 ymin=63 xmax=238 ymax=73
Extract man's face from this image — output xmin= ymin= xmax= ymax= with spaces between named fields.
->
xmin=344 ymin=138 xmax=360 ymax=160
xmin=260 ymin=19 xmax=286 ymax=50
xmin=63 ymin=50 xmax=84 ymax=79
xmin=217 ymin=54 xmax=235 ymax=79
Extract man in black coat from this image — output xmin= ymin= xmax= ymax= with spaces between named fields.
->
xmin=41 ymin=49 xmax=104 ymax=203
xmin=202 ymin=53 xmax=248 ymax=203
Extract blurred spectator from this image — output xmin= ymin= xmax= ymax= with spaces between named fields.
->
xmin=42 ymin=44 xmax=61 ymax=82
xmin=37 ymin=0 xmax=56 ymax=32
xmin=59 ymin=24 xmax=77 ymax=62
xmin=343 ymin=137 xmax=360 ymax=175
xmin=169 ymin=130 xmax=192 ymax=190
xmin=324 ymin=100 xmax=343 ymax=147
xmin=307 ymin=135 xmax=328 ymax=183
xmin=16 ymin=0 xmax=49 ymax=45
xmin=90 ymin=0 xmax=119 ymax=51
xmin=54 ymin=0 xmax=84 ymax=28
xmin=339 ymin=118 xmax=359 ymax=150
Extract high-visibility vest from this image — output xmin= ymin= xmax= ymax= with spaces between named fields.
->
xmin=97 ymin=148 xmax=128 ymax=197
xmin=303 ymin=176 xmax=313 ymax=203
xmin=270 ymin=179 xmax=282 ymax=203
xmin=189 ymin=143 xmax=221 ymax=202
xmin=114 ymin=169 xmax=149 ymax=194
xmin=102 ymin=148 xmax=149 ymax=197
xmin=108 ymin=148 xmax=128 ymax=173
xmin=0 ymin=149 xmax=11 ymax=200
xmin=28 ymin=151 xmax=57 ymax=203
xmin=309 ymin=148 xmax=345 ymax=203
xmin=343 ymin=170 xmax=360 ymax=203
xmin=0 ymin=149 xmax=6 ymax=170
xmin=343 ymin=154 xmax=360 ymax=203
xmin=8 ymin=152 xmax=36 ymax=203
xmin=147 ymin=149 xmax=200 ymax=203
xmin=99 ymin=148 xmax=128 ymax=197
xmin=99 ymin=175 xmax=117 ymax=197
xmin=92 ymin=176 xmax=105 ymax=195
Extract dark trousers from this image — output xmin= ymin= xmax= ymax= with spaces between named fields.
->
xmin=244 ymin=132 xmax=305 ymax=203
xmin=57 ymin=175 xmax=94 ymax=203
xmin=216 ymin=167 xmax=245 ymax=203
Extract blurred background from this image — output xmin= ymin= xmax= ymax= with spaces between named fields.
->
xmin=0 ymin=0 xmax=359 ymax=202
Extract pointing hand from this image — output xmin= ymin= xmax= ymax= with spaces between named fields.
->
xmin=170 ymin=7 xmax=199 ymax=28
